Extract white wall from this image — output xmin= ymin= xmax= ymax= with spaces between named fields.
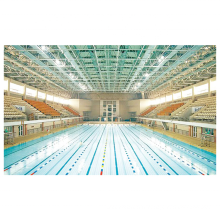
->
xmin=69 ymin=99 xmax=80 ymax=112
xmin=140 ymin=99 xmax=152 ymax=113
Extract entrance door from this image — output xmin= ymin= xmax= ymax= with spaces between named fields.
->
xmin=18 ymin=125 xmax=23 ymax=136
xmin=193 ymin=126 xmax=197 ymax=137
xmin=107 ymin=104 xmax=113 ymax=122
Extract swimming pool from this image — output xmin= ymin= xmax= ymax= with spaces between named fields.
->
xmin=4 ymin=124 xmax=216 ymax=175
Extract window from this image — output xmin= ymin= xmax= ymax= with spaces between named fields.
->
xmin=160 ymin=97 xmax=165 ymax=104
xmin=26 ymin=88 xmax=37 ymax=97
xmin=38 ymin=91 xmax=45 ymax=99
xmin=47 ymin=94 xmax=53 ymax=101
xmin=194 ymin=83 xmax=208 ymax=95
xmin=54 ymin=96 xmax=60 ymax=103
xmin=166 ymin=95 xmax=172 ymax=102
xmin=10 ymin=82 xmax=24 ymax=94
xmin=210 ymin=80 xmax=216 ymax=91
xmin=63 ymin=99 xmax=69 ymax=105
xmin=173 ymin=92 xmax=181 ymax=100
xmin=182 ymin=88 xmax=192 ymax=98
xmin=4 ymin=80 xmax=8 ymax=91
xmin=202 ymin=128 xmax=214 ymax=135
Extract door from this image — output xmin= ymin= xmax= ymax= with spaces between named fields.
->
xmin=107 ymin=104 xmax=113 ymax=122
xmin=193 ymin=126 xmax=197 ymax=137
xmin=18 ymin=125 xmax=23 ymax=136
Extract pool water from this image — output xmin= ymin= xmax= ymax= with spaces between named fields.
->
xmin=4 ymin=124 xmax=216 ymax=175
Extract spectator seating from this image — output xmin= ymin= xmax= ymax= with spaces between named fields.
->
xmin=4 ymin=101 xmax=26 ymax=120
xmin=140 ymin=106 xmax=156 ymax=116
xmin=157 ymin=102 xmax=184 ymax=116
xmin=4 ymin=95 xmax=46 ymax=118
xmin=63 ymin=106 xmax=80 ymax=116
xmin=147 ymin=104 xmax=168 ymax=117
xmin=47 ymin=102 xmax=75 ymax=117
xmin=25 ymin=99 xmax=60 ymax=116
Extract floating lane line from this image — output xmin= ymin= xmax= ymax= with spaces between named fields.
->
xmin=26 ymin=126 xmax=94 ymax=175
xmin=55 ymin=125 xmax=100 ymax=175
xmin=131 ymin=126 xmax=206 ymax=175
xmin=126 ymin=126 xmax=184 ymax=175
xmin=142 ymin=127 xmax=216 ymax=166
xmin=118 ymin=126 xmax=148 ymax=175
xmin=115 ymin=126 xmax=138 ymax=175
xmin=100 ymin=131 xmax=109 ymax=175
xmin=5 ymin=125 xmax=81 ymax=157
xmin=86 ymin=125 xmax=106 ymax=175
xmin=112 ymin=127 xmax=119 ymax=175
xmin=4 ymin=125 xmax=86 ymax=171
xmin=133 ymin=126 xmax=211 ymax=175
xmin=64 ymin=126 xmax=102 ymax=175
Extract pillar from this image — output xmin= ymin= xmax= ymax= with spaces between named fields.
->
xmin=7 ymin=78 xmax=11 ymax=96
xmin=189 ymin=126 xmax=192 ymax=137
xmin=173 ymin=123 xmax=175 ymax=132
xmin=192 ymin=86 xmax=195 ymax=102
xmin=214 ymin=129 xmax=216 ymax=143
xmin=23 ymin=85 xmax=26 ymax=99
xmin=36 ymin=89 xmax=38 ymax=101
xmin=42 ymin=122 xmax=44 ymax=131
xmin=53 ymin=121 xmax=55 ymax=129
xmin=208 ymin=79 xmax=211 ymax=97
xmin=25 ymin=124 xmax=27 ymax=135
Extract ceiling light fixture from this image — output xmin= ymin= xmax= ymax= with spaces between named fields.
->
xmin=144 ymin=73 xmax=149 ymax=77
xmin=41 ymin=45 xmax=48 ymax=51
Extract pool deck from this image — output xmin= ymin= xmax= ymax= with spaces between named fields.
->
xmin=141 ymin=124 xmax=216 ymax=154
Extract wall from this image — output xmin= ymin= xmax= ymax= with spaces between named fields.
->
xmin=69 ymin=99 xmax=80 ymax=112
xmin=128 ymin=100 xmax=140 ymax=115
xmin=79 ymin=99 xmax=92 ymax=114
xmin=119 ymin=101 xmax=130 ymax=120
xmin=90 ymin=100 xmax=100 ymax=120
xmin=140 ymin=99 xmax=152 ymax=113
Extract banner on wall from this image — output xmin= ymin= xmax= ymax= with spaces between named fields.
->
xmin=192 ymin=106 xmax=202 ymax=113
xmin=14 ymin=105 xmax=25 ymax=112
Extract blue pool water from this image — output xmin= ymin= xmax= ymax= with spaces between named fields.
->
xmin=4 ymin=124 xmax=216 ymax=175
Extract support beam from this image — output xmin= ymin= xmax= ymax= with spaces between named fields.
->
xmin=126 ymin=45 xmax=156 ymax=91
xmin=58 ymin=45 xmax=93 ymax=90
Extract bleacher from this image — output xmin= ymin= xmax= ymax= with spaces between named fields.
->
xmin=193 ymin=104 xmax=216 ymax=120
xmin=4 ymin=95 xmax=46 ymax=118
xmin=172 ymin=96 xmax=216 ymax=119
xmin=140 ymin=106 xmax=156 ymax=116
xmin=4 ymin=104 xmax=26 ymax=120
xmin=157 ymin=102 xmax=184 ymax=116
xmin=48 ymin=102 xmax=74 ymax=117
xmin=25 ymin=99 xmax=60 ymax=117
xmin=4 ymin=97 xmax=26 ymax=120
xmin=146 ymin=103 xmax=168 ymax=117
xmin=63 ymin=106 xmax=80 ymax=116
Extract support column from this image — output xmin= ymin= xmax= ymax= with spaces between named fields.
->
xmin=23 ymin=85 xmax=26 ymax=99
xmin=192 ymin=86 xmax=195 ymax=102
xmin=208 ymin=79 xmax=211 ymax=97
xmin=214 ymin=129 xmax=216 ymax=143
xmin=36 ymin=89 xmax=38 ymax=101
xmin=7 ymin=78 xmax=11 ymax=96
xmin=42 ymin=122 xmax=44 ymax=132
xmin=189 ymin=125 xmax=192 ymax=137
xmin=173 ymin=123 xmax=175 ymax=132
xmin=53 ymin=121 xmax=55 ymax=129
xmin=25 ymin=124 xmax=27 ymax=136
